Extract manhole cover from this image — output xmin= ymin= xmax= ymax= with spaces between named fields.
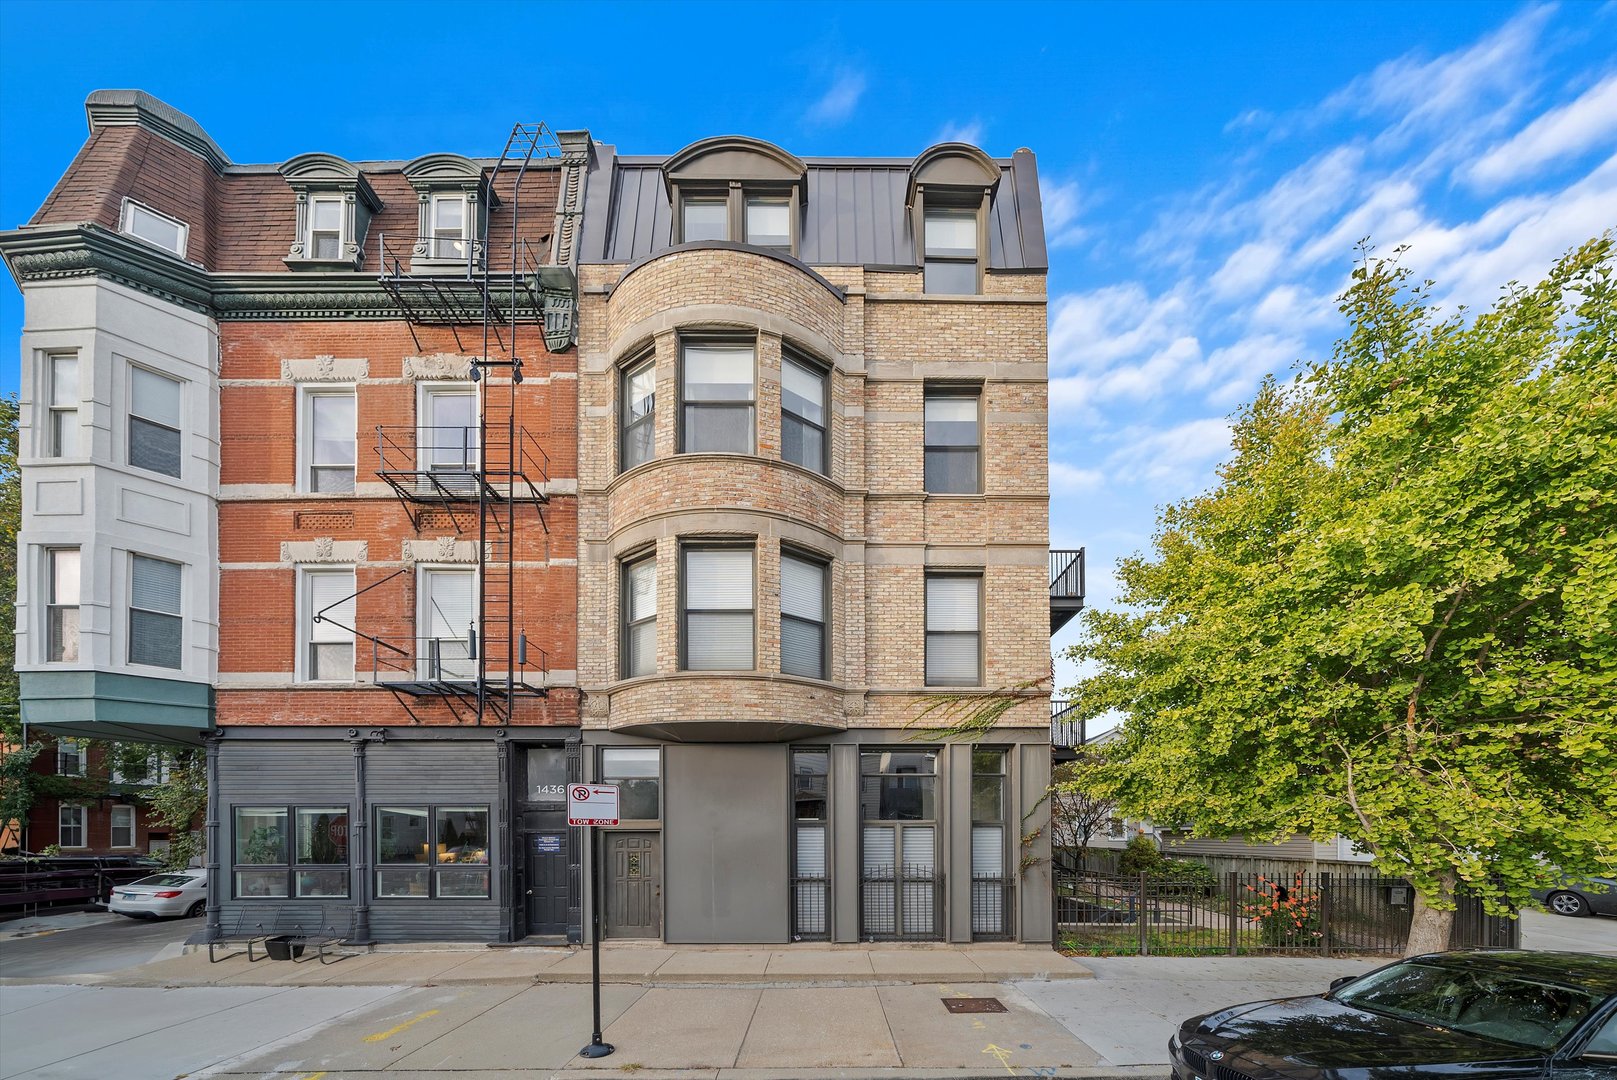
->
xmin=943 ymin=997 xmax=1006 ymax=1013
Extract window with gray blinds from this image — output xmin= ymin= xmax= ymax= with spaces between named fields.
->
xmin=129 ymin=555 xmax=182 ymax=669
xmin=683 ymin=547 xmax=754 ymax=670
xmin=305 ymin=569 xmax=356 ymax=682
xmin=925 ymin=575 xmax=981 ymax=686
xmin=129 ymin=367 xmax=182 ymax=477
xmin=681 ymin=343 xmax=754 ymax=454
xmin=623 ymin=556 xmax=657 ymax=678
xmin=780 ymin=553 xmax=827 ymax=679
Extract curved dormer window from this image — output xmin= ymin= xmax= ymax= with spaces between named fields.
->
xmin=664 ymin=137 xmax=806 ymax=256
xmin=907 ymin=143 xmax=1001 ymax=295
xmin=402 ymin=154 xmax=497 ymax=271
xmin=280 ymin=153 xmax=383 ymax=271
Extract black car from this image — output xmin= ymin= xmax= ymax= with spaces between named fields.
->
xmin=1170 ymin=951 xmax=1617 ymax=1078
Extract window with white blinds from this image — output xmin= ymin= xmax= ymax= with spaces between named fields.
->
xmin=303 ymin=568 xmax=356 ymax=682
xmin=781 ymin=354 xmax=827 ymax=474
xmin=48 ymin=353 xmax=78 ymax=457
xmin=924 ymin=390 xmax=980 ymax=493
xmin=129 ymin=555 xmax=182 ymax=669
xmin=681 ymin=342 xmax=754 ymax=454
xmin=925 ymin=574 xmax=981 ymax=686
xmin=111 ymin=805 xmax=137 ymax=848
xmin=304 ymin=391 xmax=356 ymax=493
xmin=129 ymin=366 xmax=182 ymax=477
xmin=780 ymin=552 xmax=827 ymax=679
xmin=46 ymin=547 xmax=80 ymax=663
xmin=682 ymin=547 xmax=754 ymax=670
xmin=420 ymin=568 xmax=475 ymax=679
xmin=623 ymin=555 xmax=657 ymax=678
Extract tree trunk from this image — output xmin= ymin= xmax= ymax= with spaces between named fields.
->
xmin=1404 ymin=873 xmax=1457 ymax=957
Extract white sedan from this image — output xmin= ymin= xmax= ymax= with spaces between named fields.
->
xmin=107 ymin=869 xmax=208 ymax=919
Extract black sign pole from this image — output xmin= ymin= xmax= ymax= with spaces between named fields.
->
xmin=579 ymin=820 xmax=614 ymax=1059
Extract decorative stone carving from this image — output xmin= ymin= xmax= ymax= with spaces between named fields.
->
xmin=280 ymin=355 xmax=369 ymax=382
xmin=583 ymin=693 xmax=611 ymax=719
xmin=279 ymin=539 xmax=368 ymax=565
xmin=842 ymin=695 xmax=867 ymax=718
xmin=401 ymin=538 xmax=477 ymax=564
xmin=402 ymin=353 xmax=475 ymax=380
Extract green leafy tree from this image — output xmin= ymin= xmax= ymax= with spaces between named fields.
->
xmin=146 ymin=749 xmax=207 ymax=869
xmin=1067 ymin=238 xmax=1617 ymax=955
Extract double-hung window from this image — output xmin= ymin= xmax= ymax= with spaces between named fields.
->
xmin=57 ymin=738 xmax=85 ymax=776
xmin=924 ymin=388 xmax=981 ymax=493
xmin=419 ymin=567 xmax=475 ymax=679
xmin=622 ymin=554 xmax=657 ymax=678
xmin=375 ymin=806 xmax=490 ymax=898
xmin=430 ymin=194 xmax=469 ymax=260
xmin=47 ymin=353 xmax=78 ymax=457
xmin=781 ymin=353 xmax=827 ymax=474
xmin=970 ymin=748 xmax=1010 ymax=937
xmin=59 ymin=805 xmax=86 ymax=849
xmin=601 ymin=747 xmax=660 ymax=820
xmin=308 ymin=197 xmax=346 ymax=260
xmin=129 ymin=366 xmax=182 ymax=478
xmin=860 ymin=750 xmax=939 ymax=938
xmin=130 ymin=555 xmax=183 ymax=669
xmin=46 ymin=548 xmax=80 ymax=663
xmin=925 ymin=574 xmax=981 ymax=686
xmin=922 ymin=207 xmax=979 ymax=294
xmin=120 ymin=200 xmax=188 ymax=257
xmin=303 ymin=389 xmax=356 ymax=493
xmin=780 ymin=551 xmax=828 ymax=680
xmin=681 ymin=342 xmax=754 ymax=454
xmin=234 ymin=806 xmax=352 ymax=899
xmin=110 ymin=805 xmax=137 ymax=849
xmin=682 ymin=547 xmax=754 ymax=671
xmin=680 ymin=196 xmax=728 ymax=242
xmin=420 ymin=384 xmax=478 ymax=494
xmin=620 ymin=358 xmax=656 ymax=471
xmin=302 ymin=567 xmax=356 ymax=682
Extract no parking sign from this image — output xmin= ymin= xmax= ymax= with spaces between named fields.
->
xmin=567 ymin=784 xmax=620 ymax=827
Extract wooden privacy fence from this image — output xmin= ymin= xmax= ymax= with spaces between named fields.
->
xmin=1053 ymin=869 xmax=1519 ymax=956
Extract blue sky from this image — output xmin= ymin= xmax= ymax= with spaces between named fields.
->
xmin=2 ymin=2 xmax=1614 ymax=704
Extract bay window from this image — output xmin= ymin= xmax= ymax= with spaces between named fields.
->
xmin=682 ymin=546 xmax=754 ymax=671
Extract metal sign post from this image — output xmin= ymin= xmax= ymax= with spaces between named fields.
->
xmin=569 ymin=783 xmax=619 ymax=1059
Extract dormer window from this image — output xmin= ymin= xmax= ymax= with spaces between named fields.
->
xmin=308 ymin=197 xmax=346 ymax=260
xmin=120 ymin=199 xmax=188 ymax=258
xmin=907 ymin=143 xmax=1002 ymax=295
xmin=280 ymin=153 xmax=382 ymax=270
xmin=664 ymin=137 xmax=806 ymax=257
xmin=402 ymin=154 xmax=494 ymax=271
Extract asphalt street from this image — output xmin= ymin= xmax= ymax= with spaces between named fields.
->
xmin=0 ymin=912 xmax=193 ymax=978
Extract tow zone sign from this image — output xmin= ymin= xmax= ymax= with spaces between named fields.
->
xmin=568 ymin=784 xmax=620 ymax=827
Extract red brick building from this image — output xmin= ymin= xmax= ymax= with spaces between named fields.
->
xmin=3 ymin=92 xmax=588 ymax=942
xmin=16 ymin=735 xmax=175 ymax=857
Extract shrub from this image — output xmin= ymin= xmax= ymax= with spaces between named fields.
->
xmin=1118 ymin=834 xmax=1164 ymax=875
xmin=1242 ymin=872 xmax=1323 ymax=946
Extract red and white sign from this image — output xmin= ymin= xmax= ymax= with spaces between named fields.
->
xmin=568 ymin=784 xmax=620 ymax=827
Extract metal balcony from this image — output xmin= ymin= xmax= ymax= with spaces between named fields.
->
xmin=1050 ymin=548 xmax=1086 ymax=633
xmin=1051 ymin=698 xmax=1086 ymax=761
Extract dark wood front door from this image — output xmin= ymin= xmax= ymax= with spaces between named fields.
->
xmin=520 ymin=747 xmax=571 ymax=937
xmin=605 ymin=832 xmax=661 ymax=938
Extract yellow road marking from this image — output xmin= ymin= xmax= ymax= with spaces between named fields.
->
xmin=294 ymin=1073 xmax=327 ymax=1080
xmin=982 ymin=1043 xmax=1016 ymax=1075
xmin=362 ymin=1009 xmax=441 ymax=1043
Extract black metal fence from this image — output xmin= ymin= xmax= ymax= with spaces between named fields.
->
xmin=791 ymin=874 xmax=830 ymax=941
xmin=1054 ymin=870 xmax=1518 ymax=956
xmin=971 ymin=875 xmax=1016 ymax=941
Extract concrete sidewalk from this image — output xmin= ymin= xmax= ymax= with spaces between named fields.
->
xmin=46 ymin=940 xmax=1092 ymax=989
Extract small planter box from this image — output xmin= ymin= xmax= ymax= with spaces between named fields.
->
xmin=263 ymin=936 xmax=305 ymax=961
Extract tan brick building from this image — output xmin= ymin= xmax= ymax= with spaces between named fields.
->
xmin=573 ymin=138 xmax=1074 ymax=943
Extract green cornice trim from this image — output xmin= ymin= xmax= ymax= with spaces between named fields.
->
xmin=0 ymin=224 xmax=574 ymax=324
xmin=20 ymin=670 xmax=214 ymax=747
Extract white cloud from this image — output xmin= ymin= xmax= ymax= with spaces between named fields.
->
xmin=935 ymin=119 xmax=985 ymax=146
xmin=1209 ymin=241 xmax=1287 ymax=300
xmin=1107 ymin=418 xmax=1233 ymax=488
xmin=1050 ymin=460 xmax=1105 ymax=494
xmin=1040 ymin=177 xmax=1088 ymax=247
xmin=804 ymin=69 xmax=866 ymax=125
xmin=1048 ymin=284 xmax=1191 ymax=373
xmin=1465 ymin=74 xmax=1617 ymax=188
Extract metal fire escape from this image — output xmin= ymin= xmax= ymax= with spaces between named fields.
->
xmin=354 ymin=122 xmax=581 ymax=721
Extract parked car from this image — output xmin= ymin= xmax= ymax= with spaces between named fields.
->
xmin=1533 ymin=876 xmax=1617 ymax=918
xmin=1170 ymin=950 xmax=1617 ymax=1078
xmin=106 ymin=869 xmax=208 ymax=919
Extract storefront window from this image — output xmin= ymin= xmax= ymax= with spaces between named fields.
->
xmin=374 ymin=805 xmax=490 ymax=899
xmin=295 ymin=807 xmax=350 ymax=898
xmin=234 ymin=805 xmax=351 ymax=899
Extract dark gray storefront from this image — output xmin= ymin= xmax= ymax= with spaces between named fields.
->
xmin=579 ymin=730 xmax=1053 ymax=946
xmin=206 ymin=727 xmax=582 ymax=945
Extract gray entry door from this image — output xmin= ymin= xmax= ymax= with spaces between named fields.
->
xmin=605 ymin=832 xmax=661 ymax=938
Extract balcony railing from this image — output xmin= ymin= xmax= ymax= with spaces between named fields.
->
xmin=1050 ymin=548 xmax=1086 ymax=634
xmin=1051 ymin=698 xmax=1086 ymax=750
